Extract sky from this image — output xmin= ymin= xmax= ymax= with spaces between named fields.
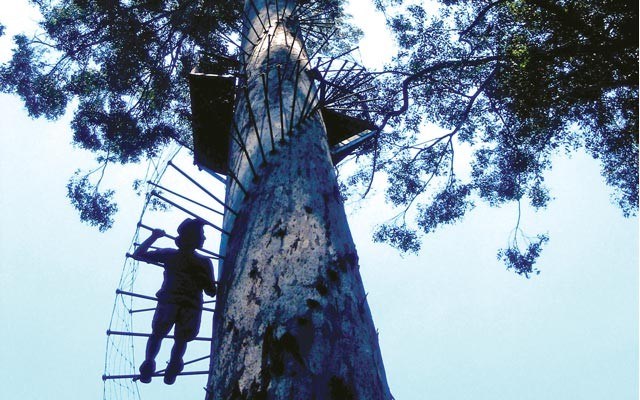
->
xmin=0 ymin=1 xmax=638 ymax=400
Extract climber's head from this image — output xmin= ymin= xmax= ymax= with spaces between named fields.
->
xmin=175 ymin=218 xmax=206 ymax=250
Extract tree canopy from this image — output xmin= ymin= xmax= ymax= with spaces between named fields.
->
xmin=1 ymin=0 xmax=246 ymax=229
xmin=358 ymin=0 xmax=637 ymax=275
xmin=1 ymin=0 xmax=637 ymax=274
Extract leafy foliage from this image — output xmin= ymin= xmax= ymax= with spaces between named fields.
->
xmin=1 ymin=0 xmax=244 ymax=161
xmin=0 ymin=0 xmax=243 ymax=227
xmin=373 ymin=224 xmax=421 ymax=253
xmin=497 ymin=233 xmax=548 ymax=278
xmin=416 ymin=181 xmax=473 ymax=234
xmin=67 ymin=170 xmax=118 ymax=232
xmin=360 ymin=0 xmax=638 ymax=273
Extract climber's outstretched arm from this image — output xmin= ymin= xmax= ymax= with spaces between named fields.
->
xmin=203 ymin=258 xmax=217 ymax=298
xmin=133 ymin=229 xmax=167 ymax=263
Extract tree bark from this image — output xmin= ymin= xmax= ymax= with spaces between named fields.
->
xmin=207 ymin=1 xmax=391 ymax=398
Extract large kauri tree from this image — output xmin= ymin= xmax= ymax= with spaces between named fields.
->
xmin=208 ymin=1 xmax=390 ymax=398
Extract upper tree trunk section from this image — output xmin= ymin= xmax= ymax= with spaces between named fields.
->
xmin=207 ymin=1 xmax=392 ymax=398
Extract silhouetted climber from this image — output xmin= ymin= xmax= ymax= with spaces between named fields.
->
xmin=134 ymin=218 xmax=216 ymax=384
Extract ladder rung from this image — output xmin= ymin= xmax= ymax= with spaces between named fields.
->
xmin=106 ymin=330 xmax=213 ymax=341
xmin=102 ymin=370 xmax=209 ymax=381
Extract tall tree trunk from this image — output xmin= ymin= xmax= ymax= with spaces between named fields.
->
xmin=207 ymin=1 xmax=391 ymax=398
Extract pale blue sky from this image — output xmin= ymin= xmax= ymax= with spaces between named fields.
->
xmin=0 ymin=1 xmax=637 ymax=400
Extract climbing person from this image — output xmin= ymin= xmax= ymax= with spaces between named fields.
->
xmin=133 ymin=218 xmax=217 ymax=384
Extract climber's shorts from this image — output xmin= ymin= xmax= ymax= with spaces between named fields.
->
xmin=151 ymin=302 xmax=202 ymax=342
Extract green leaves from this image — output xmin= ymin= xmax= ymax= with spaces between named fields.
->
xmin=497 ymin=234 xmax=548 ymax=278
xmin=67 ymin=170 xmax=118 ymax=232
xmin=368 ymin=0 xmax=637 ymax=274
xmin=373 ymin=180 xmax=473 ymax=255
xmin=0 ymin=34 xmax=69 ymax=119
xmin=416 ymin=182 xmax=473 ymax=234
xmin=0 ymin=0 xmax=244 ymax=230
xmin=373 ymin=224 xmax=421 ymax=254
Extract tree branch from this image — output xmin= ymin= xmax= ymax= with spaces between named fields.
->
xmin=362 ymin=56 xmax=503 ymax=198
xmin=459 ymin=0 xmax=507 ymax=38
